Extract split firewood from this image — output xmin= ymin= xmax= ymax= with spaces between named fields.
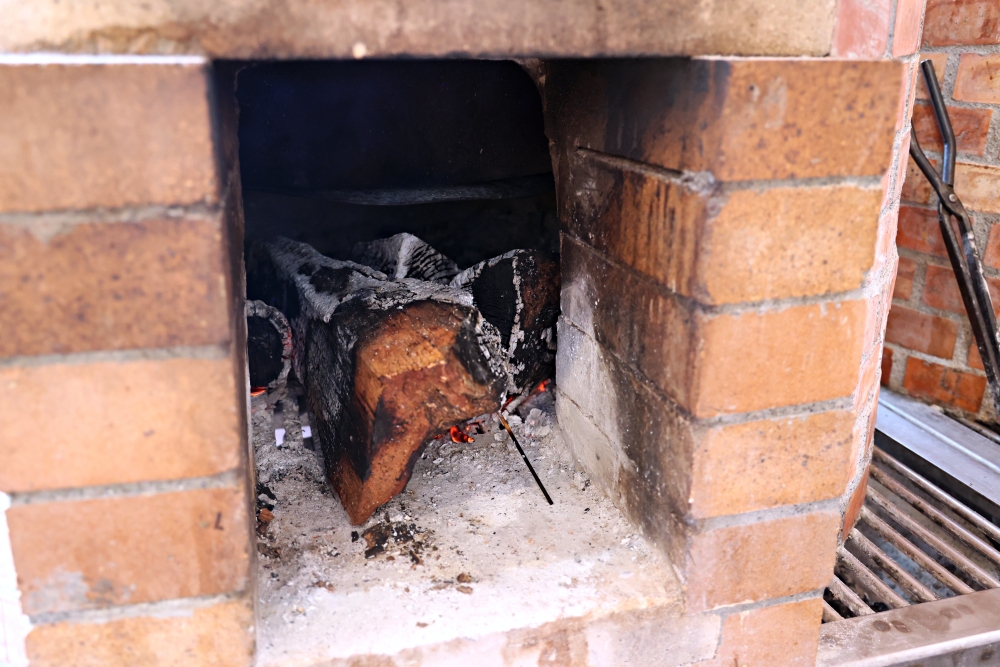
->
xmin=247 ymin=238 xmax=503 ymax=524
xmin=350 ymin=233 xmax=460 ymax=284
xmin=452 ymin=249 xmax=560 ymax=394
xmin=246 ymin=300 xmax=293 ymax=393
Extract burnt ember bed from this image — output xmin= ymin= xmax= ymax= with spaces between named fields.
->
xmin=250 ymin=387 xmax=683 ymax=666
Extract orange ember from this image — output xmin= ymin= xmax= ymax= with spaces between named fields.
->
xmin=250 ymin=387 xmax=267 ymax=397
xmin=449 ymin=425 xmax=475 ymax=443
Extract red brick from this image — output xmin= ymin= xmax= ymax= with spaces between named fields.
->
xmin=832 ymin=0 xmax=891 ymax=57
xmin=882 ymin=347 xmax=894 ymax=385
xmin=8 ymin=486 xmax=250 ymax=615
xmin=903 ymin=357 xmax=987 ymax=411
xmin=894 ymin=257 xmax=917 ymax=300
xmin=0 ymin=63 xmax=217 ymax=214
xmin=922 ymin=264 xmax=1000 ymax=315
xmin=0 ymin=357 xmax=242 ymax=493
xmin=955 ymin=161 xmax=1000 ymax=213
xmin=892 ymin=0 xmax=926 ymax=56
xmin=954 ymin=54 xmax=1000 ymax=104
xmin=895 ymin=59 xmax=919 ymax=133
xmin=886 ymin=306 xmax=958 ymax=359
xmin=914 ymin=53 xmax=948 ymax=101
xmin=912 ymin=102 xmax=992 ymax=156
xmin=901 ymin=155 xmax=936 ymax=205
xmin=984 ymin=224 xmax=1000 ymax=269
xmin=686 ymin=509 xmax=840 ymax=612
xmin=897 ymin=205 xmax=947 ymax=257
xmin=0 ymin=216 xmax=231 ymax=358
xmin=693 ymin=599 xmax=823 ymax=667
xmin=841 ymin=469 xmax=870 ymax=540
xmin=923 ymin=0 xmax=1000 ymax=46
xmin=969 ymin=339 xmax=984 ymax=370
xmin=26 ymin=597 xmax=254 ymax=667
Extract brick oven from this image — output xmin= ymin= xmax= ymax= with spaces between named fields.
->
xmin=0 ymin=1 xmax=925 ymax=665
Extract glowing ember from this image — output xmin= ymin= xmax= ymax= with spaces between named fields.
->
xmin=250 ymin=387 xmax=268 ymax=397
xmin=449 ymin=425 xmax=475 ymax=443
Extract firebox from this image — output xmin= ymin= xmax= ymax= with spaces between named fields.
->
xmin=0 ymin=6 xmax=916 ymax=664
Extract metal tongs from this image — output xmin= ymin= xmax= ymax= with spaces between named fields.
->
xmin=909 ymin=60 xmax=1000 ymax=413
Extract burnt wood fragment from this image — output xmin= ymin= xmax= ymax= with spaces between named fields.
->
xmin=246 ymin=300 xmax=293 ymax=391
xmin=351 ymin=233 xmax=459 ymax=284
xmin=248 ymin=238 xmax=503 ymax=524
xmin=452 ymin=249 xmax=560 ymax=394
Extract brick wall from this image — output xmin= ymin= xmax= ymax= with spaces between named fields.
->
xmin=883 ymin=0 xmax=1000 ymax=420
xmin=544 ymin=54 xmax=905 ymax=665
xmin=0 ymin=57 xmax=254 ymax=666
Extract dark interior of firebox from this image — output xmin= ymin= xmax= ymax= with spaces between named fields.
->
xmin=237 ymin=59 xmax=558 ymax=266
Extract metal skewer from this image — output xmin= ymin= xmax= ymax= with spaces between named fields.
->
xmin=497 ymin=411 xmax=553 ymax=505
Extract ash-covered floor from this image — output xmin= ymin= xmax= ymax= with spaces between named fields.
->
xmin=251 ymin=385 xmax=682 ymax=666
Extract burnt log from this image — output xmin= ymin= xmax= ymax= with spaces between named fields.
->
xmin=246 ymin=300 xmax=293 ymax=392
xmin=248 ymin=238 xmax=503 ymax=524
xmin=452 ymin=249 xmax=560 ymax=394
xmin=350 ymin=233 xmax=459 ymax=284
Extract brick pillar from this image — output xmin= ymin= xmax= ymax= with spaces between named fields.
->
xmin=0 ymin=56 xmax=253 ymax=665
xmin=543 ymin=57 xmax=903 ymax=664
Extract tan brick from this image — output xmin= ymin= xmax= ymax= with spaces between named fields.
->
xmin=686 ymin=509 xmax=840 ymax=612
xmin=547 ymin=59 xmax=902 ymax=181
xmin=692 ymin=598 xmax=823 ymax=667
xmin=8 ymin=486 xmax=250 ymax=615
xmin=861 ymin=266 xmax=895 ymax=359
xmin=0 ymin=216 xmax=230 ymax=358
xmin=0 ymin=357 xmax=242 ymax=493
xmin=984 ymin=224 xmax=1000 ymax=269
xmin=954 ymin=54 xmax=1000 ymax=104
xmin=26 ymin=597 xmax=254 ymax=667
xmin=564 ymin=156 xmax=881 ymax=304
xmin=694 ymin=300 xmax=866 ymax=416
xmin=903 ymin=356 xmax=987 ymax=412
xmin=699 ymin=186 xmax=880 ymax=303
xmin=923 ymin=0 xmax=1000 ymax=46
xmin=561 ymin=238 xmax=867 ymax=417
xmin=892 ymin=0 xmax=926 ymax=56
xmin=894 ymin=257 xmax=916 ymax=300
xmin=954 ymin=161 xmax=1000 ymax=213
xmin=912 ymin=102 xmax=991 ymax=157
xmin=831 ymin=0 xmax=891 ymax=57
xmin=689 ymin=411 xmax=855 ymax=518
xmin=0 ymin=63 xmax=217 ymax=214
xmin=885 ymin=306 xmax=958 ymax=358
xmin=841 ymin=469 xmax=870 ymax=541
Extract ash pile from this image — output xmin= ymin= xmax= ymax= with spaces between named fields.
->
xmin=247 ymin=233 xmax=559 ymax=524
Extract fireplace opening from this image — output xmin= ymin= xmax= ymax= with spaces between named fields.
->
xmin=236 ymin=59 xmax=559 ymax=267
xmin=234 ymin=59 xmax=686 ymax=666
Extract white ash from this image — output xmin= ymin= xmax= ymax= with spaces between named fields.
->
xmin=351 ymin=233 xmax=460 ymax=284
xmin=251 ymin=391 xmax=679 ymax=666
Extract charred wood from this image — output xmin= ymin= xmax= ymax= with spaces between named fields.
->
xmin=246 ymin=300 xmax=293 ymax=392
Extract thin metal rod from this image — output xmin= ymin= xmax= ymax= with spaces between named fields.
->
xmin=497 ymin=412 xmax=553 ymax=505
xmin=838 ymin=546 xmax=909 ymax=609
xmin=828 ymin=576 xmax=875 ymax=617
xmin=869 ymin=465 xmax=1000 ymax=567
xmin=860 ymin=506 xmax=975 ymax=595
xmin=822 ymin=600 xmax=843 ymax=623
xmin=848 ymin=528 xmax=938 ymax=603
xmin=867 ymin=487 xmax=1000 ymax=589
xmin=873 ymin=448 xmax=1000 ymax=546
xmin=920 ymin=59 xmax=955 ymax=185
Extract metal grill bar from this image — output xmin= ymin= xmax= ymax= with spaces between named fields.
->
xmin=837 ymin=546 xmax=909 ymax=608
xmin=866 ymin=486 xmax=1000 ymax=589
xmin=847 ymin=528 xmax=938 ymax=602
xmin=860 ymin=506 xmax=975 ymax=595
xmin=821 ymin=600 xmax=843 ymax=623
xmin=872 ymin=448 xmax=1000 ymax=546
xmin=870 ymin=464 xmax=1000 ymax=567
xmin=828 ymin=575 xmax=875 ymax=617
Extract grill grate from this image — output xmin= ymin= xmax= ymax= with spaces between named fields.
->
xmin=823 ymin=446 xmax=1000 ymax=622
